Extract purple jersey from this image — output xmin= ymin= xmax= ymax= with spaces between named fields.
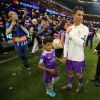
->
xmin=39 ymin=49 xmax=56 ymax=69
xmin=39 ymin=49 xmax=58 ymax=83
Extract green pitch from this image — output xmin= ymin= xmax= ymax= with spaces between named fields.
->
xmin=0 ymin=40 xmax=100 ymax=100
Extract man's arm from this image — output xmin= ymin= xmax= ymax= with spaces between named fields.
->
xmin=6 ymin=23 xmax=14 ymax=35
xmin=6 ymin=20 xmax=17 ymax=35
xmin=20 ymin=25 xmax=29 ymax=35
xmin=69 ymin=27 xmax=89 ymax=46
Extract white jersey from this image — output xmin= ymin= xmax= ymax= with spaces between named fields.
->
xmin=64 ymin=24 xmax=89 ymax=61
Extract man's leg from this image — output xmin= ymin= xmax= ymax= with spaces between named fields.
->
xmin=95 ymin=56 xmax=100 ymax=80
xmin=90 ymin=35 xmax=94 ymax=49
xmin=95 ymin=58 xmax=100 ymax=87
xmin=76 ymin=73 xmax=83 ymax=93
xmin=75 ymin=61 xmax=85 ymax=93
xmin=62 ymin=60 xmax=74 ymax=90
xmin=62 ymin=70 xmax=74 ymax=90
xmin=21 ymin=45 xmax=29 ymax=67
xmin=15 ymin=46 xmax=22 ymax=58
xmin=85 ymin=35 xmax=89 ymax=47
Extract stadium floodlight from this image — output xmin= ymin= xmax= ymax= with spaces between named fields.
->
xmin=93 ymin=0 xmax=97 ymax=2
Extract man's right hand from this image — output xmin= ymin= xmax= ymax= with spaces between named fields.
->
xmin=12 ymin=20 xmax=17 ymax=26
xmin=66 ymin=27 xmax=72 ymax=33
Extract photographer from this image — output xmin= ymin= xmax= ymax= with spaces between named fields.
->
xmin=6 ymin=11 xmax=29 ymax=68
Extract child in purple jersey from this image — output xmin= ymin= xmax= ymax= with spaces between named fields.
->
xmin=38 ymin=37 xmax=59 ymax=97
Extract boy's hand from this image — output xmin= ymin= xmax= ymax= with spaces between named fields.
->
xmin=56 ymin=57 xmax=67 ymax=64
xmin=48 ymin=69 xmax=55 ymax=75
xmin=60 ymin=57 xmax=67 ymax=64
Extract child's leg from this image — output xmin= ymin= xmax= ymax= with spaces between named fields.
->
xmin=46 ymin=82 xmax=56 ymax=97
xmin=52 ymin=77 xmax=59 ymax=85
xmin=46 ymin=76 xmax=59 ymax=92
xmin=46 ymin=82 xmax=53 ymax=93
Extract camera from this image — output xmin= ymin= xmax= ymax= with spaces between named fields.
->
xmin=16 ymin=19 xmax=23 ymax=24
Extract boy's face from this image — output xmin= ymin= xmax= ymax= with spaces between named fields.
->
xmin=44 ymin=42 xmax=52 ymax=51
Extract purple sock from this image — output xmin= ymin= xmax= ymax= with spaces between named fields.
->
xmin=67 ymin=75 xmax=74 ymax=85
xmin=78 ymin=76 xmax=83 ymax=84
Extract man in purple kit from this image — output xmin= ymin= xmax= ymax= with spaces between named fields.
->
xmin=38 ymin=37 xmax=59 ymax=97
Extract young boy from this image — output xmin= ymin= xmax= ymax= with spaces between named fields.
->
xmin=38 ymin=37 xmax=59 ymax=97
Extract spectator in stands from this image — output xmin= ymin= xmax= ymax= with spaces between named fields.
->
xmin=0 ymin=16 xmax=8 ymax=55
xmin=30 ymin=19 xmax=40 ymax=53
xmin=86 ymin=22 xmax=96 ymax=49
xmin=64 ymin=16 xmax=73 ymax=30
xmin=53 ymin=22 xmax=66 ymax=58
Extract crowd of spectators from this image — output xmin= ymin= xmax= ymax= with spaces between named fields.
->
xmin=0 ymin=0 xmax=99 ymax=55
xmin=0 ymin=0 xmax=71 ymax=55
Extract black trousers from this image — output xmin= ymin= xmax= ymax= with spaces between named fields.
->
xmin=55 ymin=48 xmax=63 ymax=58
xmin=86 ymin=34 xmax=94 ymax=48
xmin=95 ymin=55 xmax=100 ymax=79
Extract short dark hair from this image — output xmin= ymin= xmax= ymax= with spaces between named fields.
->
xmin=73 ymin=6 xmax=84 ymax=14
xmin=44 ymin=36 xmax=52 ymax=45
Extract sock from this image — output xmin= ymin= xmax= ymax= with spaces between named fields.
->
xmin=78 ymin=75 xmax=83 ymax=84
xmin=67 ymin=75 xmax=74 ymax=85
xmin=52 ymin=77 xmax=59 ymax=85
xmin=46 ymin=82 xmax=53 ymax=93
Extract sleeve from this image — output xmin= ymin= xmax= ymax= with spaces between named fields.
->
xmin=6 ymin=23 xmax=10 ymax=29
xmin=52 ymin=49 xmax=56 ymax=57
xmin=63 ymin=33 xmax=69 ymax=58
xmin=69 ymin=27 xmax=89 ymax=46
xmin=63 ymin=44 xmax=68 ymax=58
xmin=38 ymin=53 xmax=44 ymax=64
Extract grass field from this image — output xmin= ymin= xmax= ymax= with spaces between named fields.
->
xmin=0 ymin=39 xmax=100 ymax=100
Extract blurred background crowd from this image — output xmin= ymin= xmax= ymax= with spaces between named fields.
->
xmin=0 ymin=0 xmax=100 ymax=55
